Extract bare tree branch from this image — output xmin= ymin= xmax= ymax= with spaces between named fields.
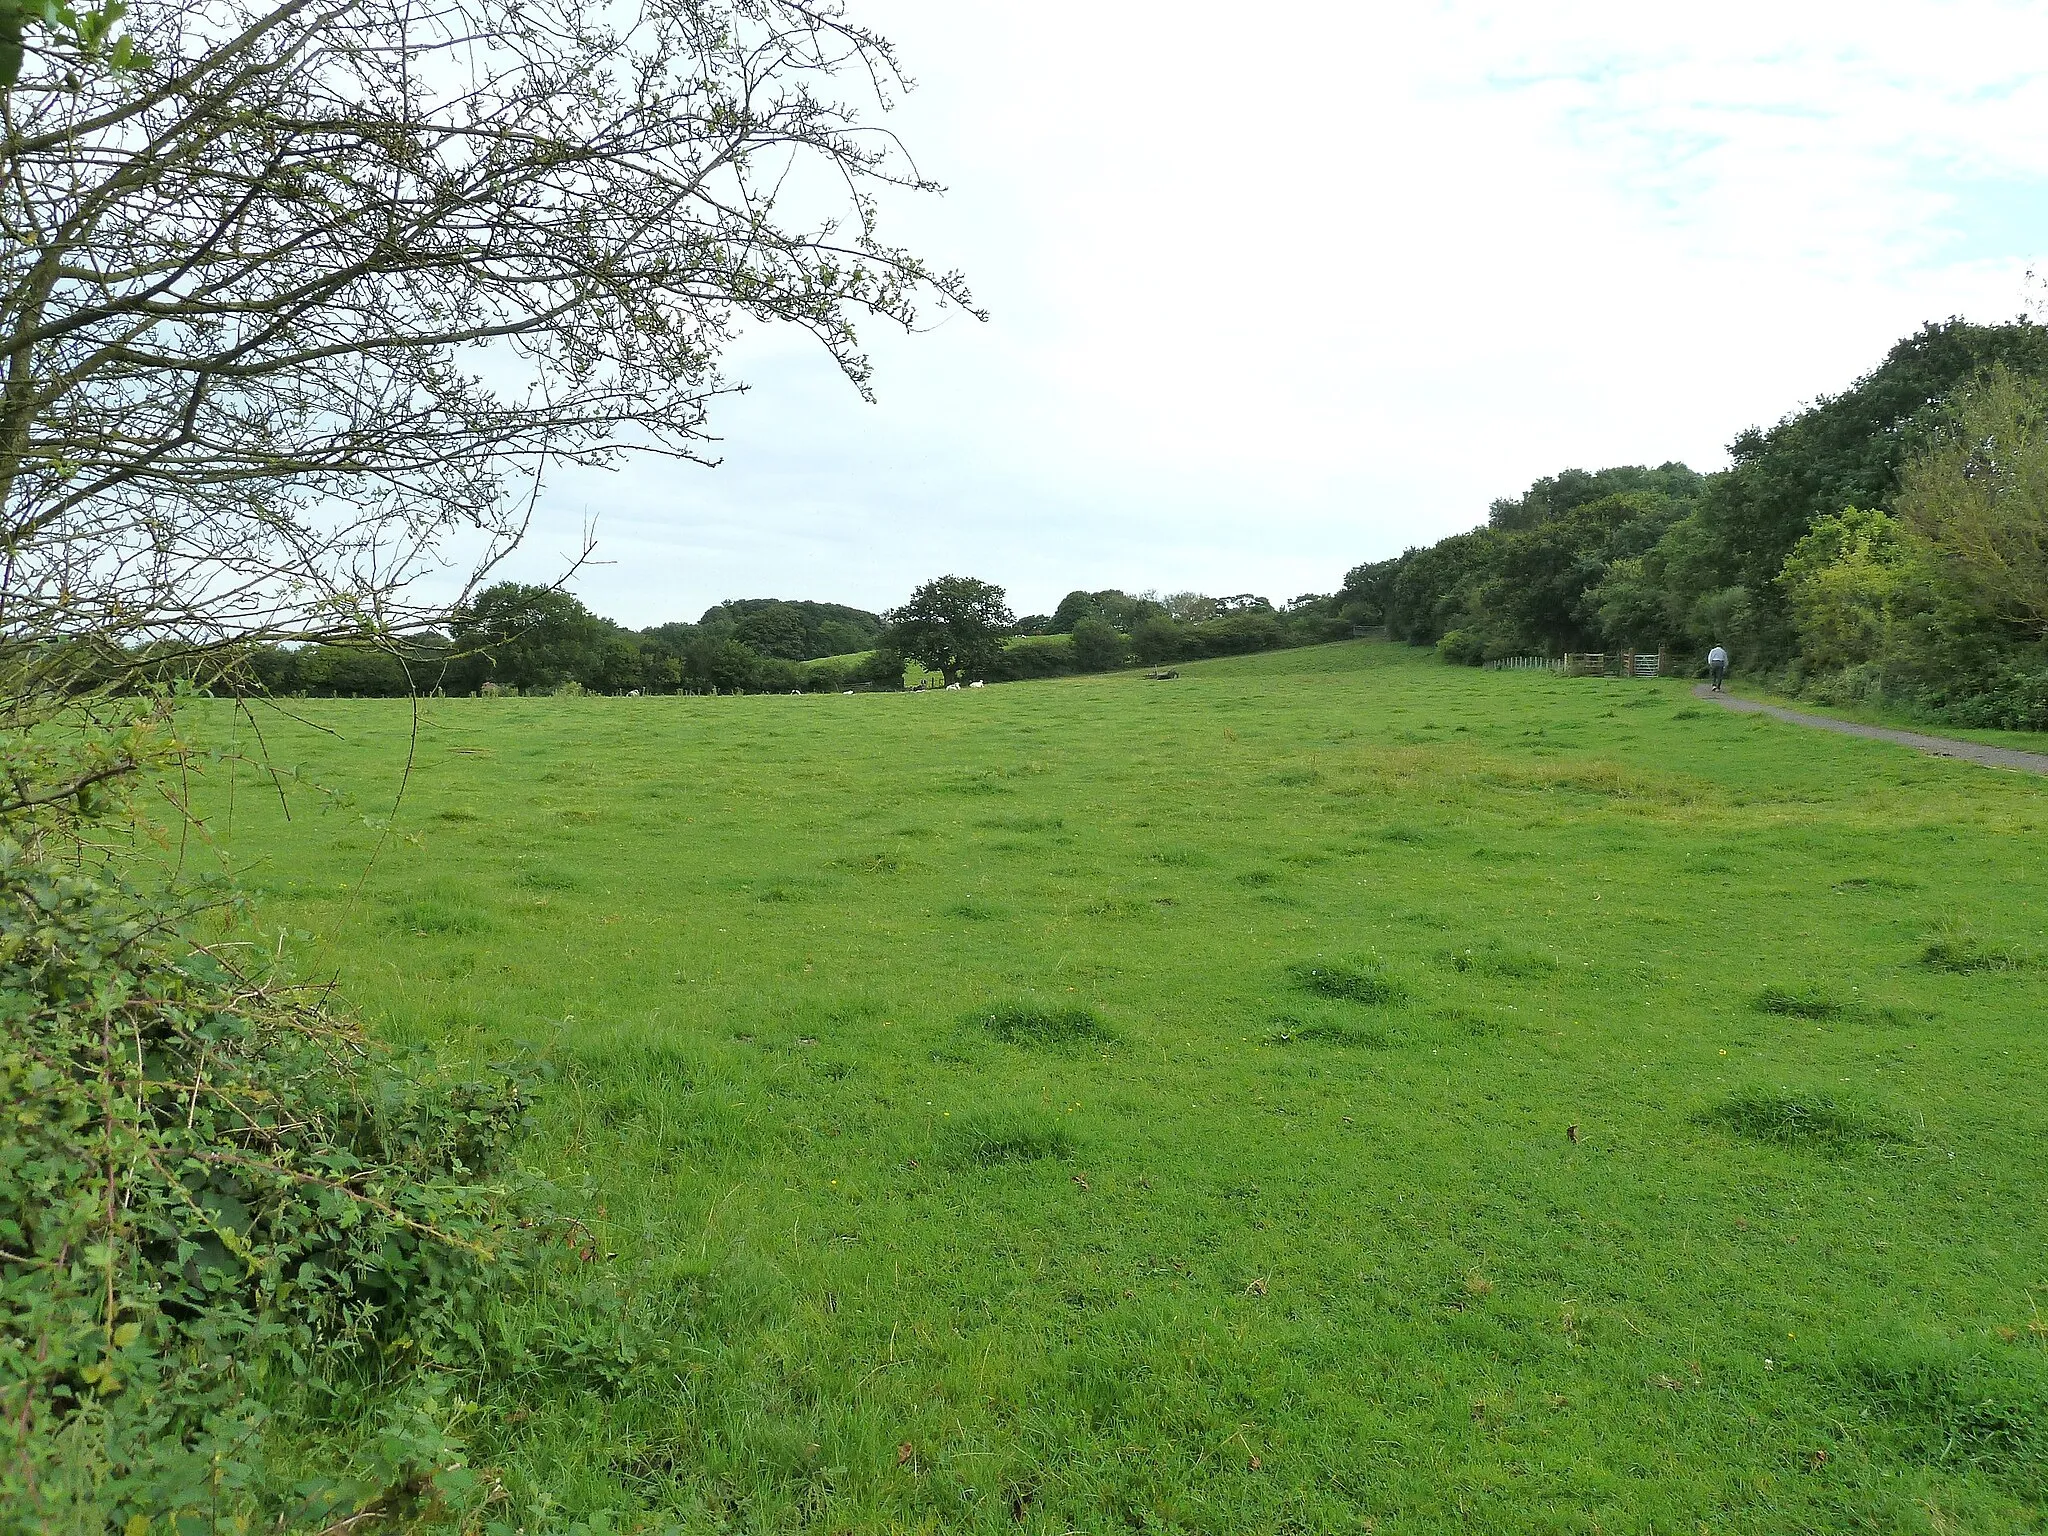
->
xmin=0 ymin=0 xmax=979 ymax=716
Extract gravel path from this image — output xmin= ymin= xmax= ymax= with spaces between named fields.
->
xmin=1693 ymin=684 xmax=2048 ymax=776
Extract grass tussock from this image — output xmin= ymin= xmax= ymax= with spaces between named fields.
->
xmin=1082 ymin=893 xmax=1157 ymax=918
xmin=942 ymin=1115 xmax=1077 ymax=1168
xmin=1694 ymin=1089 xmax=1907 ymax=1152
xmin=1434 ymin=1006 xmax=1505 ymax=1038
xmin=1439 ymin=941 xmax=1557 ymax=979
xmin=973 ymin=1000 xmax=1115 ymax=1048
xmin=384 ymin=894 xmax=495 ymax=936
xmin=1753 ymin=984 xmax=1845 ymax=1019
xmin=515 ymin=864 xmax=580 ymax=892
xmin=1832 ymin=1337 xmax=2048 ymax=1498
xmin=1288 ymin=957 xmax=1408 ymax=1005
xmin=1920 ymin=935 xmax=2029 ymax=974
xmin=976 ymin=814 xmax=1063 ymax=832
xmin=1265 ymin=1015 xmax=1395 ymax=1048
xmin=1833 ymin=874 xmax=1920 ymax=893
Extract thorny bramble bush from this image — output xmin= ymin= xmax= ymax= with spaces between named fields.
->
xmin=0 ymin=838 xmax=547 ymax=1532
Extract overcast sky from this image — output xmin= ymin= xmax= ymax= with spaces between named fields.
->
xmin=510 ymin=0 xmax=2048 ymax=627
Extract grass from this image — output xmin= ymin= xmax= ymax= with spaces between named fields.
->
xmin=183 ymin=640 xmax=2048 ymax=1532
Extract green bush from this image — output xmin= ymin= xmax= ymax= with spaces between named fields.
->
xmin=1068 ymin=618 xmax=1127 ymax=672
xmin=1437 ymin=629 xmax=1485 ymax=666
xmin=985 ymin=637 xmax=1076 ymax=681
xmin=854 ymin=647 xmax=907 ymax=691
xmin=0 ymin=843 xmax=543 ymax=1528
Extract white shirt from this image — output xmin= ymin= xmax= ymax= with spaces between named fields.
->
xmin=1708 ymin=646 xmax=1728 ymax=665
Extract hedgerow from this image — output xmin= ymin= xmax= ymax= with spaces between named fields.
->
xmin=0 ymin=840 xmax=543 ymax=1531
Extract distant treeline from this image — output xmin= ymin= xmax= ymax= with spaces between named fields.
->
xmin=169 ymin=316 xmax=2048 ymax=723
xmin=232 ymin=594 xmax=890 ymax=698
xmin=220 ymin=585 xmax=1354 ymax=698
xmin=1340 ymin=319 xmax=2048 ymax=729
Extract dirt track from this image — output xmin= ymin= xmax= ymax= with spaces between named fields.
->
xmin=1693 ymin=684 xmax=2048 ymax=776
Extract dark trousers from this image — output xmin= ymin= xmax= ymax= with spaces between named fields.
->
xmin=1709 ymin=661 xmax=1727 ymax=690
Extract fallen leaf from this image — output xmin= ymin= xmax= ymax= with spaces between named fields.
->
xmin=1072 ymin=1174 xmax=1090 ymax=1191
xmin=1246 ymin=1277 xmax=1268 ymax=1297
xmin=896 ymin=1442 xmax=914 ymax=1466
xmin=1566 ymin=1123 xmax=1579 ymax=1144
xmin=1248 ymin=1455 xmax=1262 ymax=1471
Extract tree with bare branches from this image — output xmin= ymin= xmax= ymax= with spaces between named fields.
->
xmin=0 ymin=0 xmax=974 ymax=753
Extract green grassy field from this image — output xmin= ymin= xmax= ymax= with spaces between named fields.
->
xmin=189 ymin=641 xmax=2048 ymax=1533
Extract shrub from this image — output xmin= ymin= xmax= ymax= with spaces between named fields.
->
xmin=0 ymin=844 xmax=543 ymax=1526
xmin=1068 ymin=618 xmax=1127 ymax=672
xmin=984 ymin=637 xmax=1076 ymax=681
xmin=854 ymin=647 xmax=907 ymax=691
xmin=1130 ymin=616 xmax=1185 ymax=665
xmin=804 ymin=661 xmax=852 ymax=693
xmin=1288 ymin=957 xmax=1407 ymax=1005
xmin=1437 ymin=629 xmax=1485 ymax=666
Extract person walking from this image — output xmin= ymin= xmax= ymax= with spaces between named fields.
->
xmin=1707 ymin=644 xmax=1729 ymax=692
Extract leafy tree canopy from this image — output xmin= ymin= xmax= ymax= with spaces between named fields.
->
xmin=1049 ymin=589 xmax=1166 ymax=633
xmin=1489 ymin=464 xmax=1703 ymax=531
xmin=697 ymin=599 xmax=884 ymax=659
xmin=1705 ymin=318 xmax=2048 ymax=606
xmin=885 ymin=576 xmax=1013 ymax=685
xmin=1895 ymin=363 xmax=2048 ymax=637
xmin=450 ymin=584 xmax=604 ymax=692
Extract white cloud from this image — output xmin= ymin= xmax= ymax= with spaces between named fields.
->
xmin=509 ymin=0 xmax=2048 ymax=624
